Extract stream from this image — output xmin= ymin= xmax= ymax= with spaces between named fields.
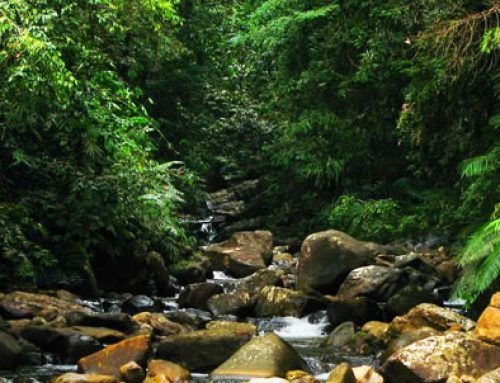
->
xmin=0 ymin=269 xmax=376 ymax=383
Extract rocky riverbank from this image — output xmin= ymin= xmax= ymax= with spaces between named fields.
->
xmin=0 ymin=229 xmax=498 ymax=383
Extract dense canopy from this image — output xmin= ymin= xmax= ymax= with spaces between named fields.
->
xmin=0 ymin=0 xmax=499 ymax=303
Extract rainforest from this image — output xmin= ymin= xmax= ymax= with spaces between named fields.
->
xmin=0 ymin=1 xmax=499 ymax=382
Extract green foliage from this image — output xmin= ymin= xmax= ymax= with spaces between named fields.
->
xmin=326 ymin=196 xmax=402 ymax=243
xmin=0 ymin=0 xmax=193 ymax=286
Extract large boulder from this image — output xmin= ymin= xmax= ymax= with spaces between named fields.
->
xmin=170 ymin=254 xmax=213 ymax=285
xmin=255 ymin=287 xmax=309 ymax=318
xmin=155 ymin=327 xmax=251 ymax=372
xmin=0 ymin=291 xmax=88 ymax=320
xmin=206 ymin=321 xmax=257 ymax=337
xmin=323 ymin=322 xmax=355 ymax=348
xmin=207 ymin=292 xmax=256 ymax=317
xmin=326 ymin=296 xmax=383 ymax=327
xmin=389 ymin=303 xmax=476 ymax=333
xmin=144 ymin=360 xmax=190 ymax=383
xmin=327 ymin=363 xmax=356 ymax=383
xmin=178 ymin=283 xmax=223 ymax=311
xmin=387 ymin=286 xmax=440 ymax=316
xmin=132 ymin=312 xmax=188 ymax=336
xmin=0 ymin=331 xmax=22 ymax=369
xmin=474 ymin=292 xmax=500 ymax=346
xmin=202 ymin=231 xmax=273 ymax=277
xmin=381 ymin=332 xmax=500 ymax=383
xmin=337 ymin=266 xmax=402 ymax=301
xmin=296 ymin=230 xmax=394 ymax=293
xmin=122 ymin=295 xmax=161 ymax=315
xmin=235 ymin=269 xmax=283 ymax=293
xmin=78 ymin=335 xmax=150 ymax=376
xmin=211 ymin=334 xmax=306 ymax=378
xmin=477 ymin=367 xmax=500 ymax=383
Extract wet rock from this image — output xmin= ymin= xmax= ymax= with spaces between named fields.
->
xmin=387 ymin=286 xmax=440 ymax=316
xmin=21 ymin=325 xmax=102 ymax=363
xmin=296 ymin=231 xmax=394 ymax=294
xmin=389 ymin=303 xmax=476 ymax=333
xmin=178 ymin=283 xmax=223 ymax=310
xmin=66 ymin=312 xmax=136 ymax=333
xmin=326 ymin=296 xmax=383 ymax=327
xmin=287 ymin=370 xmax=318 ymax=383
xmin=144 ymin=360 xmax=190 ymax=383
xmin=381 ymin=332 xmax=500 ymax=383
xmin=477 ymin=367 xmax=500 ymax=383
xmin=206 ymin=321 xmax=257 ymax=336
xmin=170 ymin=254 xmax=213 ymax=285
xmin=7 ymin=319 xmax=31 ymax=335
xmin=132 ymin=312 xmax=188 ymax=336
xmin=361 ymin=322 xmax=390 ymax=341
xmin=211 ymin=333 xmax=306 ymax=378
xmin=0 ymin=291 xmax=88 ymax=320
xmin=352 ymin=366 xmax=384 ymax=383
xmin=474 ymin=292 xmax=500 ymax=346
xmin=235 ymin=269 xmax=283 ymax=292
xmin=327 ymin=363 xmax=356 ymax=383
xmin=383 ymin=326 xmax=440 ymax=361
xmin=255 ymin=287 xmax=309 ymax=317
xmin=323 ymin=322 xmax=355 ymax=348
xmin=0 ymin=331 xmax=22 ymax=369
xmin=69 ymin=326 xmax=125 ymax=343
xmin=119 ymin=361 xmax=145 ymax=383
xmin=156 ymin=328 xmax=250 ymax=372
xmin=78 ymin=335 xmax=151 ymax=376
xmin=54 ymin=373 xmax=119 ymax=383
xmin=207 ymin=292 xmax=256 ymax=317
xmin=164 ymin=311 xmax=207 ymax=330
xmin=122 ymin=295 xmax=161 ymax=315
xmin=337 ymin=266 xmax=401 ymax=301
xmin=202 ymin=231 xmax=273 ymax=277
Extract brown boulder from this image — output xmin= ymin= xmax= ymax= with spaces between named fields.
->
xmin=144 ymin=360 xmax=190 ymax=383
xmin=206 ymin=321 xmax=257 ymax=336
xmin=389 ymin=303 xmax=476 ymax=333
xmin=78 ymin=335 xmax=150 ymax=376
xmin=0 ymin=291 xmax=87 ymax=320
xmin=477 ymin=367 xmax=500 ymax=383
xmin=202 ymin=231 xmax=273 ymax=277
xmin=255 ymin=287 xmax=309 ymax=317
xmin=327 ymin=363 xmax=356 ymax=383
xmin=155 ymin=327 xmax=251 ymax=372
xmin=352 ymin=366 xmax=384 ymax=383
xmin=337 ymin=266 xmax=401 ymax=301
xmin=132 ymin=312 xmax=188 ymax=336
xmin=178 ymin=283 xmax=223 ymax=310
xmin=474 ymin=292 xmax=500 ymax=346
xmin=211 ymin=333 xmax=306 ymax=378
xmin=207 ymin=292 xmax=256 ymax=316
xmin=381 ymin=332 xmax=500 ymax=383
xmin=296 ymin=231 xmax=392 ymax=293
xmin=235 ymin=269 xmax=283 ymax=293
xmin=119 ymin=361 xmax=145 ymax=383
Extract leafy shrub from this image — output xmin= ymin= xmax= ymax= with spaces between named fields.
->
xmin=326 ymin=195 xmax=402 ymax=243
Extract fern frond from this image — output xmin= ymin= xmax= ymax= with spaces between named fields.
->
xmin=461 ymin=150 xmax=499 ymax=177
xmin=474 ymin=242 xmax=500 ymax=293
xmin=457 ymin=217 xmax=500 ymax=266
